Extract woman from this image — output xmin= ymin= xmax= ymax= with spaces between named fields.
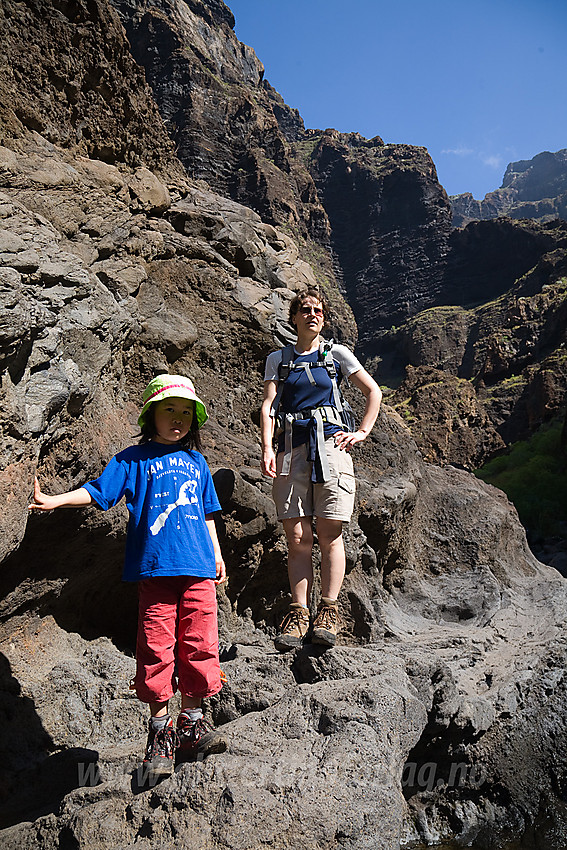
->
xmin=261 ymin=289 xmax=382 ymax=651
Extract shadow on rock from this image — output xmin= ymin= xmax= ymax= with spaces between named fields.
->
xmin=0 ymin=652 xmax=99 ymax=828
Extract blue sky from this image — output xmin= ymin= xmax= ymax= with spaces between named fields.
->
xmin=228 ymin=0 xmax=567 ymax=199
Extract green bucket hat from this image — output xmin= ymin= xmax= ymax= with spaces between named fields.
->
xmin=138 ymin=374 xmax=208 ymax=429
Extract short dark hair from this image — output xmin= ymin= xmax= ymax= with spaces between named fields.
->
xmin=288 ymin=288 xmax=330 ymax=328
xmin=139 ymin=400 xmax=202 ymax=452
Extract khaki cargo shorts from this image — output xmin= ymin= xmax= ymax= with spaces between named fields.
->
xmin=272 ymin=437 xmax=356 ymax=522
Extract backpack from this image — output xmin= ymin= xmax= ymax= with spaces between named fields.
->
xmin=269 ymin=340 xmax=357 ymax=434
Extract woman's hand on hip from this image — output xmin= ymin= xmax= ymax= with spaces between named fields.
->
xmin=334 ymin=430 xmax=367 ymax=451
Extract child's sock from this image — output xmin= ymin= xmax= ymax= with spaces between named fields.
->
xmin=150 ymin=714 xmax=171 ymax=730
xmin=181 ymin=708 xmax=203 ymax=723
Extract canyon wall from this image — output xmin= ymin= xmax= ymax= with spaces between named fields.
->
xmin=451 ymin=149 xmax=567 ymax=227
xmin=0 ymin=1 xmax=566 ymax=848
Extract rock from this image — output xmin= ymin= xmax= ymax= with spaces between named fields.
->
xmin=389 ymin=365 xmax=506 ymax=468
xmin=380 ymin=218 xmax=567 ymax=466
xmin=127 ymin=166 xmax=171 ymax=213
xmin=451 ymin=148 xmax=567 ymax=227
xmin=0 ymin=617 xmax=426 ymax=850
xmin=0 ymin=0 xmax=184 ymax=179
xmin=110 ymin=0 xmax=358 ymax=344
xmin=0 ymin=229 xmax=26 ymax=253
xmin=1 ymin=2 xmax=567 ymax=849
xmin=306 ymin=132 xmax=453 ymax=351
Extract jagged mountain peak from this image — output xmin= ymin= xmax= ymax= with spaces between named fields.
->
xmin=451 ymin=147 xmax=567 ymax=226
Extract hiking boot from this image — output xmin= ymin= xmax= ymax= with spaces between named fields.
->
xmin=139 ymin=716 xmax=178 ymax=784
xmin=311 ymin=597 xmax=339 ymax=647
xmin=274 ymin=602 xmax=310 ymax=652
xmin=176 ymin=712 xmax=228 ymax=760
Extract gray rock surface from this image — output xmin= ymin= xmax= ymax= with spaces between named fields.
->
xmin=1 ymin=1 xmax=567 ymax=849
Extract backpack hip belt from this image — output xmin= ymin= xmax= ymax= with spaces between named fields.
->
xmin=277 ymin=406 xmax=344 ymax=482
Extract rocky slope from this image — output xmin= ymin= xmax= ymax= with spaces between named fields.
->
xmin=384 ymin=218 xmax=567 ymax=468
xmin=303 ymin=130 xmax=452 ymax=356
xmin=108 ymin=0 xmax=459 ymax=356
xmin=451 ymin=148 xmax=567 ymax=227
xmin=108 ymin=0 xmax=354 ymax=332
xmin=1 ymin=1 xmax=567 ymax=849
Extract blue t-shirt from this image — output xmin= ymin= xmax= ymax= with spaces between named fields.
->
xmin=279 ymin=349 xmax=340 ymax=449
xmin=84 ymin=443 xmax=221 ymax=582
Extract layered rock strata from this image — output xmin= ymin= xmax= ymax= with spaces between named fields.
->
xmin=386 ymin=219 xmax=567 ymax=467
xmin=451 ymin=149 xmax=567 ymax=227
xmin=304 ymin=130 xmax=453 ymax=355
xmin=0 ymin=1 xmax=566 ymax=849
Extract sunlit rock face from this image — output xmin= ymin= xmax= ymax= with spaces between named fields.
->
xmin=1 ymin=2 xmax=567 ymax=849
xmin=306 ymin=131 xmax=453 ymax=351
xmin=451 ymin=148 xmax=567 ymax=227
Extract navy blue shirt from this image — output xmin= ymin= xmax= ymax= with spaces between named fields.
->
xmin=264 ymin=343 xmax=363 ymax=451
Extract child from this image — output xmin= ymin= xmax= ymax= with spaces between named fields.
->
xmin=29 ymin=374 xmax=228 ymax=782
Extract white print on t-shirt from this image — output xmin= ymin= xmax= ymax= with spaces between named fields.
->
xmin=149 ymin=478 xmax=198 ymax=536
xmin=149 ymin=456 xmax=202 ymax=477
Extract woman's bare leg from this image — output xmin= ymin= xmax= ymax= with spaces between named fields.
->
xmin=282 ymin=516 xmax=314 ymax=606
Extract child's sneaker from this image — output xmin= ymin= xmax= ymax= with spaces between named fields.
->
xmin=311 ymin=597 xmax=339 ymax=647
xmin=140 ymin=716 xmax=178 ymax=783
xmin=274 ymin=602 xmax=310 ymax=652
xmin=176 ymin=711 xmax=228 ymax=760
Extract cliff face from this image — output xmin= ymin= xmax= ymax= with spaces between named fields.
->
xmin=108 ymin=0 xmax=360 ymax=342
xmin=451 ymin=148 xmax=567 ymax=227
xmin=304 ymin=131 xmax=452 ymax=356
xmin=109 ymin=0 xmax=325 ymax=236
xmin=1 ymin=1 xmax=567 ymax=849
xmin=0 ymin=0 xmax=182 ymax=177
xmin=108 ymin=0 xmax=460 ymax=355
xmin=384 ymin=218 xmax=567 ymax=467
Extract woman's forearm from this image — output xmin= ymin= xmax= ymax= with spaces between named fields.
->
xmin=358 ymin=385 xmax=382 ymax=435
xmin=260 ymin=404 xmax=275 ymax=449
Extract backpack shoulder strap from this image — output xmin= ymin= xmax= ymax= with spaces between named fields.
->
xmin=278 ymin=344 xmax=295 ymax=381
xmin=319 ymin=340 xmax=343 ymax=412
xmin=319 ymin=339 xmax=336 ymax=376
xmin=270 ymin=344 xmax=295 ymax=418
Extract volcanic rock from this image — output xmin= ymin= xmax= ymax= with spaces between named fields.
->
xmin=305 ymin=130 xmax=453 ymax=355
xmin=451 ymin=148 xmax=567 ymax=227
xmin=1 ymin=2 xmax=567 ymax=850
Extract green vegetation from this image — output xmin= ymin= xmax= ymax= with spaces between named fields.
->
xmin=393 ymin=399 xmax=415 ymax=423
xmin=292 ymin=136 xmax=321 ymax=165
xmin=475 ymin=415 xmax=567 ymax=537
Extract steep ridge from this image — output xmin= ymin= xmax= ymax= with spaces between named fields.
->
xmin=108 ymin=0 xmax=344 ymax=311
xmin=304 ymin=130 xmax=452 ymax=356
xmin=384 ymin=218 xmax=567 ymax=468
xmin=0 ymin=1 xmax=567 ymax=849
xmin=451 ymin=148 xmax=567 ymax=227
xmin=108 ymin=0 xmax=458 ymax=353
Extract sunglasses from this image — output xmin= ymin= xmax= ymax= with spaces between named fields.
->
xmin=298 ymin=305 xmax=323 ymax=316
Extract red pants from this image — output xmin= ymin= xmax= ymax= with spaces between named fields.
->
xmin=133 ymin=576 xmax=222 ymax=704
